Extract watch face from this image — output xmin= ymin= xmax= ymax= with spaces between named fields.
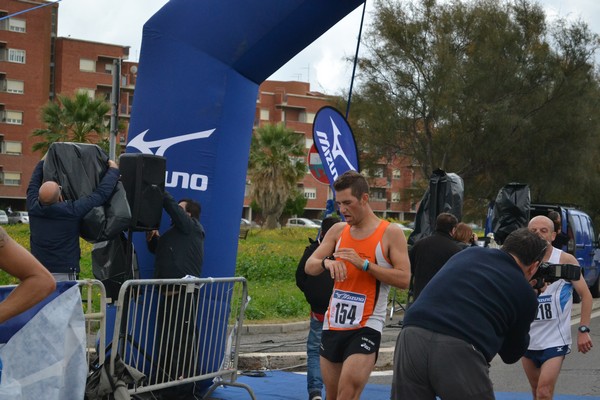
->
xmin=579 ymin=326 xmax=590 ymax=333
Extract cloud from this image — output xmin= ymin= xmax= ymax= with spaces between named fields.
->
xmin=55 ymin=0 xmax=600 ymax=94
xmin=57 ymin=0 xmax=168 ymax=61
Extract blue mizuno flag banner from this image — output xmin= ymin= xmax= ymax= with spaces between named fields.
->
xmin=312 ymin=106 xmax=360 ymax=189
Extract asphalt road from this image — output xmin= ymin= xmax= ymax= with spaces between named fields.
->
xmin=366 ymin=307 xmax=600 ymax=397
xmin=238 ymin=297 xmax=600 ymax=397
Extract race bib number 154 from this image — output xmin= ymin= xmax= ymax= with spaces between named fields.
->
xmin=329 ymin=289 xmax=366 ymax=329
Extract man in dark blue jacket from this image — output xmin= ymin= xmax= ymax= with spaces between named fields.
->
xmin=27 ymin=159 xmax=120 ymax=281
xmin=392 ymin=228 xmax=547 ymax=400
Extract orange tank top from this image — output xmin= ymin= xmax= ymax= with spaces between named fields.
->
xmin=323 ymin=220 xmax=392 ymax=332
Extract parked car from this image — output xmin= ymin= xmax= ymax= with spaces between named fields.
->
xmin=8 ymin=211 xmax=29 ymax=224
xmin=286 ymin=217 xmax=320 ymax=228
xmin=311 ymin=219 xmax=323 ymax=227
xmin=0 ymin=210 xmax=8 ymax=225
xmin=241 ymin=218 xmax=260 ymax=228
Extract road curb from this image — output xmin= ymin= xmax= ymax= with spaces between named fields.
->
xmin=240 ymin=320 xmax=309 ymax=335
xmin=238 ymin=347 xmax=395 ymax=371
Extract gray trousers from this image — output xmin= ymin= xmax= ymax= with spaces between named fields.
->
xmin=391 ymin=326 xmax=495 ymax=400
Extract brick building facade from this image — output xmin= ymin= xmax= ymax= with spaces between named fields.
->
xmin=0 ymin=0 xmax=134 ymax=210
xmin=245 ymin=80 xmax=422 ymax=224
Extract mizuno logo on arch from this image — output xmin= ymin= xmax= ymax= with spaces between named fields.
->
xmin=126 ymin=128 xmax=215 ymax=156
xmin=126 ymin=128 xmax=215 ymax=192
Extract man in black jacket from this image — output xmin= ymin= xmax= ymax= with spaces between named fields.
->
xmin=146 ymin=191 xmax=205 ymax=399
xmin=392 ymin=228 xmax=546 ymax=400
xmin=295 ymin=216 xmax=340 ymax=400
xmin=27 ymin=159 xmax=120 ymax=281
xmin=146 ymin=191 xmax=205 ymax=278
xmin=409 ymin=212 xmax=461 ymax=300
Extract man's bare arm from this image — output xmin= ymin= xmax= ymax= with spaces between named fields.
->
xmin=364 ymin=224 xmax=411 ymax=289
xmin=305 ymin=223 xmax=345 ymax=278
xmin=0 ymin=228 xmax=56 ymax=323
xmin=560 ymin=251 xmax=593 ymax=353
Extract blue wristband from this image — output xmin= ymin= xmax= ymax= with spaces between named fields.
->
xmin=362 ymin=259 xmax=370 ymax=271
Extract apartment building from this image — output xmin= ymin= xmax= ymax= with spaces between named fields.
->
xmin=0 ymin=0 xmax=134 ymax=210
xmin=0 ymin=0 xmax=56 ymax=207
xmin=245 ymin=80 xmax=422 ymax=223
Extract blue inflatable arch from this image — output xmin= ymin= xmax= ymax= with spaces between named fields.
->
xmin=127 ymin=0 xmax=365 ymax=278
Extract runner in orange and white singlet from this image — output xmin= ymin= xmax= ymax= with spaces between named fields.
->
xmin=323 ymin=220 xmax=392 ymax=333
xmin=306 ymin=171 xmax=410 ymax=400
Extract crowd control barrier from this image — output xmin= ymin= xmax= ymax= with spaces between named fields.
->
xmin=78 ymin=279 xmax=108 ymax=366
xmin=108 ymin=277 xmax=254 ymax=398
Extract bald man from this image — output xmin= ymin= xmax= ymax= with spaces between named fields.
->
xmin=26 ymin=159 xmax=120 ymax=281
xmin=523 ymin=216 xmax=594 ymax=400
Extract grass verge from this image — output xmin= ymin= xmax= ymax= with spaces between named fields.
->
xmin=1 ymin=224 xmax=410 ymax=322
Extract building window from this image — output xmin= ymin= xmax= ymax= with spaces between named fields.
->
xmin=290 ymin=156 xmax=307 ymax=173
xmin=2 ymin=141 xmax=22 ymax=155
xmin=260 ymin=109 xmax=269 ymax=120
xmin=304 ymin=187 xmax=317 ymax=199
xmin=78 ymin=88 xmax=95 ymax=99
xmin=305 ymin=138 xmax=313 ymax=149
xmin=391 ymin=192 xmax=401 ymax=203
xmin=2 ymin=171 xmax=21 ymax=186
xmin=392 ymin=168 xmax=401 ymax=179
xmin=6 ymin=79 xmax=24 ymax=94
xmin=373 ymin=166 xmax=384 ymax=178
xmin=371 ymin=188 xmax=386 ymax=201
xmin=8 ymin=49 xmax=25 ymax=63
xmin=306 ymin=112 xmax=316 ymax=124
xmin=105 ymin=63 xmax=113 ymax=73
xmin=80 ymin=58 xmax=96 ymax=72
xmin=4 ymin=111 xmax=23 ymax=125
xmin=9 ymin=18 xmax=26 ymax=33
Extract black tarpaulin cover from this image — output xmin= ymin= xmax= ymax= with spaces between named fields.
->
xmin=408 ymin=169 xmax=464 ymax=246
xmin=43 ymin=142 xmax=131 ymax=243
xmin=490 ymin=183 xmax=531 ymax=245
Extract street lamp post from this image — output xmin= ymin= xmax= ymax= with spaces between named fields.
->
xmin=109 ymin=58 xmax=121 ymax=160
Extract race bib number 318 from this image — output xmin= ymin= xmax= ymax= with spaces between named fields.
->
xmin=329 ymin=289 xmax=366 ymax=329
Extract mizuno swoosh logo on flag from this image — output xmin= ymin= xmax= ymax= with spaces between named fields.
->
xmin=329 ymin=117 xmax=357 ymax=171
xmin=127 ymin=128 xmax=215 ymax=156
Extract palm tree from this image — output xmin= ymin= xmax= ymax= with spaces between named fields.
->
xmin=31 ymin=92 xmax=111 ymax=154
xmin=248 ymin=123 xmax=307 ymax=229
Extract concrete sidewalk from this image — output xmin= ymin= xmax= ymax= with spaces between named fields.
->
xmin=237 ymin=298 xmax=600 ymax=371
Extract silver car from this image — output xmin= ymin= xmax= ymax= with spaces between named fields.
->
xmin=286 ymin=217 xmax=320 ymax=228
xmin=8 ymin=211 xmax=29 ymax=224
xmin=0 ymin=210 xmax=8 ymax=225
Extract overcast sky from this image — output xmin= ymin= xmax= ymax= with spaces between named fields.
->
xmin=53 ymin=0 xmax=600 ymax=95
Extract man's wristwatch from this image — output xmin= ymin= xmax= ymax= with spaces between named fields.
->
xmin=578 ymin=325 xmax=591 ymax=334
xmin=321 ymin=255 xmax=335 ymax=271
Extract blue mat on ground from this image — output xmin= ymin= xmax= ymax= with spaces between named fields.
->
xmin=208 ymin=370 xmax=600 ymax=400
